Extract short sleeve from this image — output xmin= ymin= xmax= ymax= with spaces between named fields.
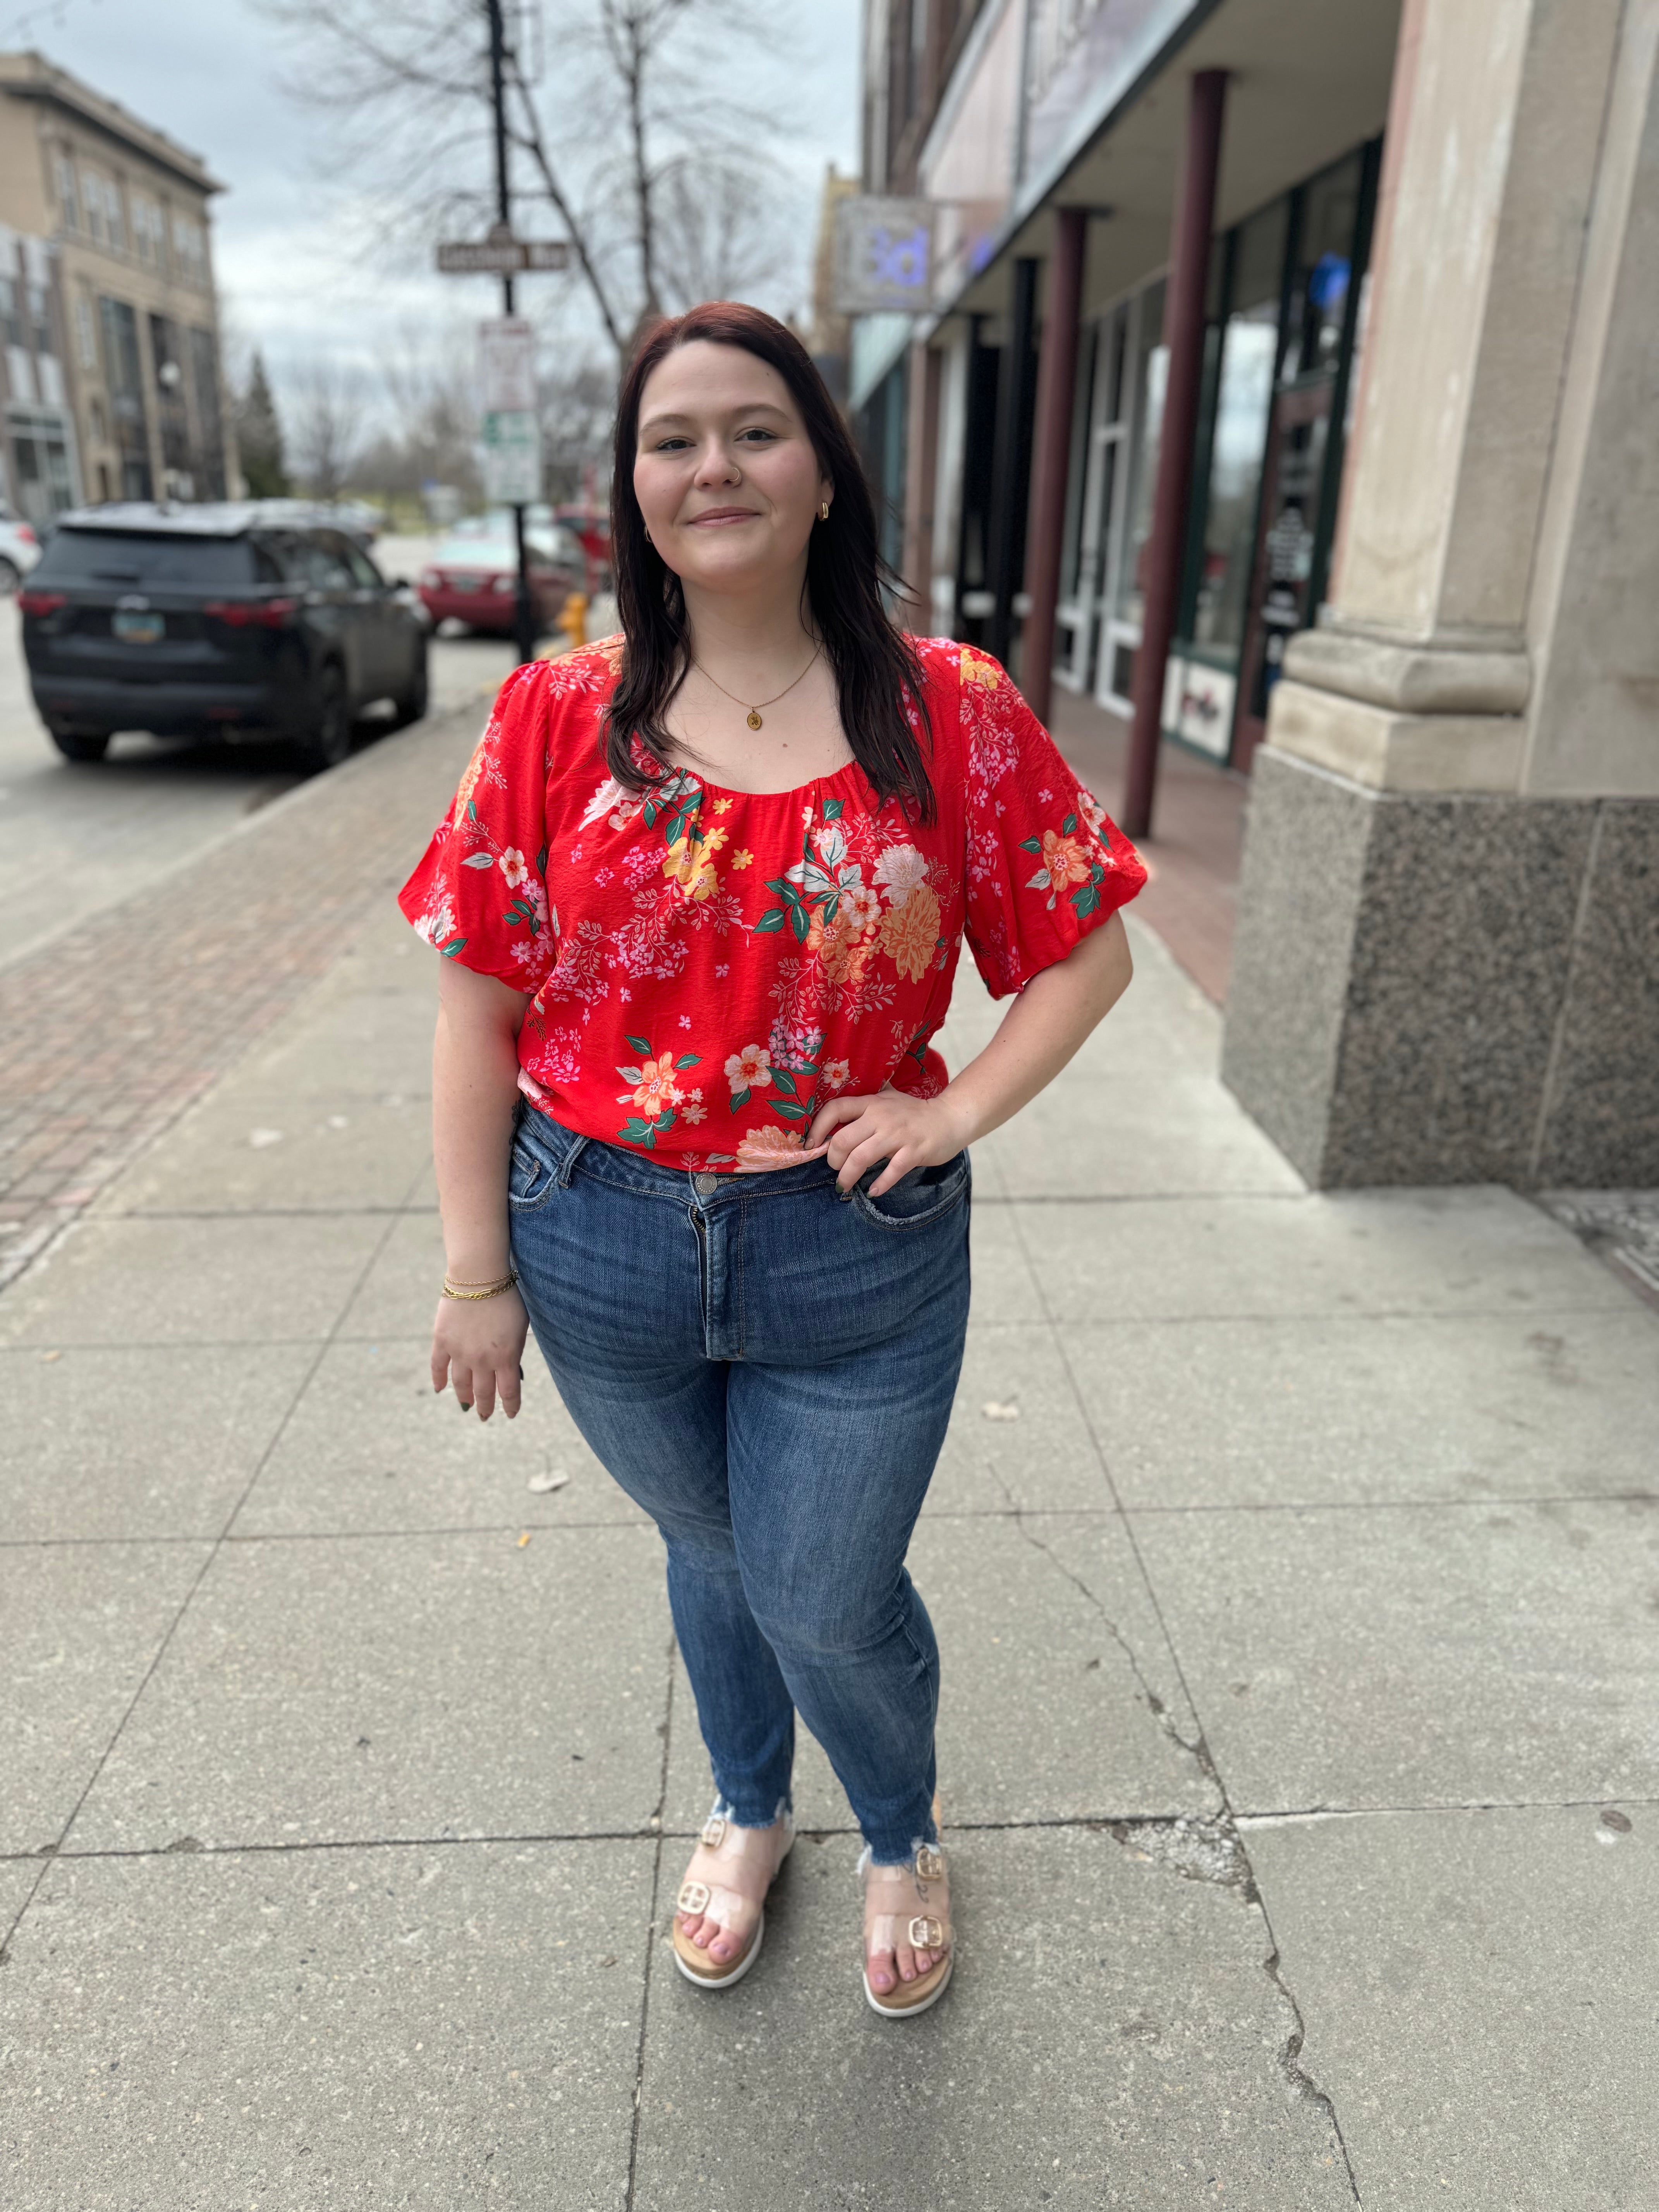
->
xmin=397 ymin=659 xmax=558 ymax=992
xmin=958 ymin=648 xmax=1147 ymax=998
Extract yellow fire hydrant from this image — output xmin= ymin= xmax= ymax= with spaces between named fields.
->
xmin=558 ymin=591 xmax=587 ymax=651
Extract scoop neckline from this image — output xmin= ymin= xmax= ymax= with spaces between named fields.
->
xmin=642 ymin=751 xmax=867 ymax=807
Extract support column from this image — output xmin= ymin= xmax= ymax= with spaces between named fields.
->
xmin=985 ymin=256 xmax=1039 ymax=670
xmin=899 ymin=338 xmax=941 ymax=632
xmin=1223 ymin=0 xmax=1659 ymax=1187
xmin=1122 ymin=69 xmax=1227 ymax=839
xmin=1019 ymin=207 xmax=1089 ymax=726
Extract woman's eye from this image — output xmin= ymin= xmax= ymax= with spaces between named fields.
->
xmin=737 ymin=428 xmax=777 ymax=444
xmin=653 ymin=436 xmax=691 ymax=452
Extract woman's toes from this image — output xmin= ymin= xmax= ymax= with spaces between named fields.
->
xmin=895 ymin=1938 xmax=919 ymax=1983
xmin=867 ymin=1947 xmax=897 ymax=1994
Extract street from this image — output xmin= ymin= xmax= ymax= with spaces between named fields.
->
xmin=0 ymin=536 xmax=515 ymax=974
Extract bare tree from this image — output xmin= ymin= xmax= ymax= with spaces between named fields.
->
xmin=255 ymin=0 xmax=804 ymax=364
xmin=286 ymin=362 xmax=366 ymax=501
xmin=654 ymin=154 xmax=804 ymax=316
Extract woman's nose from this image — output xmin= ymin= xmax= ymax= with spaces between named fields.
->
xmin=692 ymin=439 xmax=740 ymax=487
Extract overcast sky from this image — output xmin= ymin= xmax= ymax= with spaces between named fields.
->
xmin=1 ymin=0 xmax=862 ymax=407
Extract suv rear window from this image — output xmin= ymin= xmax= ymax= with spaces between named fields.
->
xmin=36 ymin=532 xmax=273 ymax=588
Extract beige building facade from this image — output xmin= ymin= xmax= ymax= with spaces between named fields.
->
xmin=1223 ymin=0 xmax=1659 ymax=1187
xmin=853 ymin=0 xmax=1656 ymax=1188
xmin=0 ymin=51 xmax=233 ymax=518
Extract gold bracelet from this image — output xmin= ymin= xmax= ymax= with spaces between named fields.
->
xmin=441 ymin=1272 xmax=518 ymax=1301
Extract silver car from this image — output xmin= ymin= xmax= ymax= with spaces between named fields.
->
xmin=0 ymin=500 xmax=43 ymax=593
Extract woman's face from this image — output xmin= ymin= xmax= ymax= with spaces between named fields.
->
xmin=633 ymin=340 xmax=832 ymax=598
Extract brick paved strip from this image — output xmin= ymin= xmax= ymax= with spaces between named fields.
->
xmin=0 ymin=703 xmax=487 ymax=1291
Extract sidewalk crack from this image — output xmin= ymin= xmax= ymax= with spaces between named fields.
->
xmin=1100 ymin=1807 xmax=1361 ymax=2197
xmin=992 ymin=1466 xmax=1222 ymax=1791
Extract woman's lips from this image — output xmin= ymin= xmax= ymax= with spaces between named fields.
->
xmin=685 ymin=507 xmax=762 ymax=526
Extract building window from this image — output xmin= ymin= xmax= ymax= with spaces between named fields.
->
xmin=27 ymin=282 xmax=53 ymax=358
xmin=81 ymin=172 xmax=127 ymax=254
xmin=171 ymin=214 xmax=207 ymax=287
xmin=54 ymin=150 xmax=79 ymax=232
xmin=74 ymin=292 xmax=98 ymax=370
xmin=131 ymin=194 xmax=162 ymax=266
xmin=7 ymin=405 xmax=79 ymax=520
xmin=98 ymin=295 xmax=151 ymax=500
xmin=189 ymin=325 xmax=227 ymax=498
xmin=89 ymin=396 xmax=107 ymax=443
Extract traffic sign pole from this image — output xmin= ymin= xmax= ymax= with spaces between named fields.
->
xmin=487 ymin=0 xmax=538 ymax=668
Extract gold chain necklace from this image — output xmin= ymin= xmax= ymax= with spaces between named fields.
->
xmin=693 ymin=644 xmax=821 ymax=730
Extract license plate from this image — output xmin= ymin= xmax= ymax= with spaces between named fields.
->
xmin=113 ymin=610 xmax=164 ymax=644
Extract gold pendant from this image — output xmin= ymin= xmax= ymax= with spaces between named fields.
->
xmin=746 ymin=709 xmax=763 ymax=730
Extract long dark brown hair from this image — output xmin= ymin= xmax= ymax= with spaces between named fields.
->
xmin=604 ymin=301 xmax=934 ymax=821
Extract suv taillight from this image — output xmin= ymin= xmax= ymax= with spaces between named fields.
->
xmin=204 ymin=597 xmax=301 ymax=629
xmin=16 ymin=524 xmax=36 ymax=545
xmin=16 ymin=589 xmax=65 ymax=616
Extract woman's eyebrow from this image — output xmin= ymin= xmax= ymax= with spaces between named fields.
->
xmin=638 ymin=401 xmax=793 ymax=435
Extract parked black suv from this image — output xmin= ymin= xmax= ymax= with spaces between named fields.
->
xmin=20 ymin=501 xmax=429 ymax=768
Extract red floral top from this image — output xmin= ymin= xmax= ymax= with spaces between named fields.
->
xmin=398 ymin=633 xmax=1146 ymax=1172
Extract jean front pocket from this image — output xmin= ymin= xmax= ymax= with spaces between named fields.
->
xmin=849 ymin=1149 xmax=970 ymax=1232
xmin=508 ymin=1131 xmax=559 ymax=1212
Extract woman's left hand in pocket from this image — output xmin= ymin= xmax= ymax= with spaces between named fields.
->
xmin=807 ymin=1090 xmax=971 ymax=1197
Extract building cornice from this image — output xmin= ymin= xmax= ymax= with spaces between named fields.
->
xmin=0 ymin=50 xmax=223 ymax=196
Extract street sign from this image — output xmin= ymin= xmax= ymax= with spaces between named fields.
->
xmin=481 ymin=409 xmax=541 ymax=505
xmin=478 ymin=317 xmax=536 ymax=412
xmin=438 ymin=236 xmax=571 ymax=274
xmin=831 ymin=196 xmax=934 ymax=313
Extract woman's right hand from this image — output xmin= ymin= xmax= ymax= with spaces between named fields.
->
xmin=431 ymin=1285 xmax=530 ymax=1421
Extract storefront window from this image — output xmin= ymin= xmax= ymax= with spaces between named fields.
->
xmin=1189 ymin=199 xmax=1286 ymax=655
xmin=1281 ymin=151 xmax=1363 ymax=383
xmin=1114 ymin=278 xmax=1165 ymax=630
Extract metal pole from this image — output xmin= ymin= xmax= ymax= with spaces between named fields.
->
xmin=1019 ymin=206 xmax=1089 ymax=727
xmin=1122 ymin=69 xmax=1227 ymax=840
xmin=488 ymin=0 xmax=538 ymax=666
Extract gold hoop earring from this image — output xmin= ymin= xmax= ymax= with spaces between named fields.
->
xmin=818 ymin=502 xmax=830 ymax=522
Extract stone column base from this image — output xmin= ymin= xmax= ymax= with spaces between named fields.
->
xmin=1221 ymin=748 xmax=1659 ymax=1188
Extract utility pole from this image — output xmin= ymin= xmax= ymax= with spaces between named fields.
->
xmin=487 ymin=0 xmax=538 ymax=667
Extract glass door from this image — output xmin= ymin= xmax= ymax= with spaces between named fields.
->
xmin=1095 ymin=281 xmax=1163 ymax=717
xmin=1233 ymin=377 xmax=1334 ymax=767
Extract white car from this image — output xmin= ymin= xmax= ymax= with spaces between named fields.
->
xmin=0 ymin=502 xmax=41 ymax=593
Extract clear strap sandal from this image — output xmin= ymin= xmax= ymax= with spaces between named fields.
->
xmin=860 ymin=1829 xmax=953 ymax=2018
xmin=670 ymin=1804 xmax=794 ymax=1989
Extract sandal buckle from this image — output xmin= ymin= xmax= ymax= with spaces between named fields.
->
xmin=677 ymin=1880 xmax=711 ymax=1916
xmin=914 ymin=1844 xmax=944 ymax=1882
xmin=699 ymin=1813 xmax=727 ymax=1849
xmin=908 ymin=1915 xmax=945 ymax=1950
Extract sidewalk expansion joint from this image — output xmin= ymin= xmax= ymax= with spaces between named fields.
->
xmin=624 ymin=1632 xmax=677 ymax=2212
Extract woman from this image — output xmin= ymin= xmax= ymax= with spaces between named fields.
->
xmin=399 ymin=302 xmax=1145 ymax=2018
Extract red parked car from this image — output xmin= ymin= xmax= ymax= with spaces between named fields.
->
xmin=417 ymin=524 xmax=584 ymax=636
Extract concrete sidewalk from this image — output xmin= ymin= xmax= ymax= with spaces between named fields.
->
xmin=2 ymin=708 xmax=1656 ymax=2211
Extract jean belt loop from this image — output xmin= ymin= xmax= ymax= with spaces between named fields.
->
xmin=553 ymin=1132 xmax=589 ymax=1190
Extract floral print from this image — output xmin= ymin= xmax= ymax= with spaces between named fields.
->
xmin=398 ymin=635 xmax=1146 ymax=1172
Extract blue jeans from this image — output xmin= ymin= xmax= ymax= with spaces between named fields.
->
xmin=507 ymin=1108 xmax=972 ymax=1863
